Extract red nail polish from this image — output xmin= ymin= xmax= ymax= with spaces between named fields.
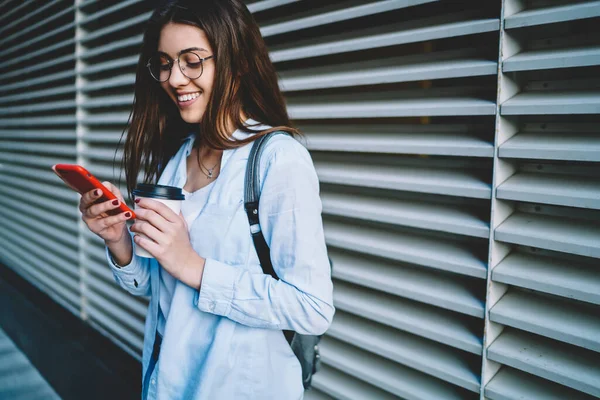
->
xmin=112 ymin=199 xmax=119 ymax=206
xmin=125 ymin=212 xmax=131 ymax=218
xmin=135 ymin=198 xmax=140 ymax=203
xmin=94 ymin=189 xmax=100 ymax=196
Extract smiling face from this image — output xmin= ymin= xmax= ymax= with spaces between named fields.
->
xmin=157 ymin=23 xmax=215 ymax=124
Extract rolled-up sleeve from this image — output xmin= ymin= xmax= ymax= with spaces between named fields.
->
xmin=106 ymin=229 xmax=152 ymax=297
xmin=194 ymin=138 xmax=335 ymax=335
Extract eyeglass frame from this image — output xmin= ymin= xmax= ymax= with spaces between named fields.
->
xmin=146 ymin=50 xmax=214 ymax=82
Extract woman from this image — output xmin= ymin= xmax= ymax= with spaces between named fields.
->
xmin=77 ymin=1 xmax=334 ymax=399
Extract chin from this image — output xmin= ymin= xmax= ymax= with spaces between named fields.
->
xmin=180 ymin=111 xmax=204 ymax=124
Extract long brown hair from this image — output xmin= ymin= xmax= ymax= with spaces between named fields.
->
xmin=122 ymin=0 xmax=299 ymax=199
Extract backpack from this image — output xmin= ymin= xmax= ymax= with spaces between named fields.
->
xmin=243 ymin=131 xmax=331 ymax=390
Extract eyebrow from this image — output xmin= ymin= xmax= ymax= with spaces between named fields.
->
xmin=157 ymin=47 xmax=209 ymax=58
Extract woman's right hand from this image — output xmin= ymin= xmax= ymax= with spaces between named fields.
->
xmin=79 ymin=181 xmax=132 ymax=244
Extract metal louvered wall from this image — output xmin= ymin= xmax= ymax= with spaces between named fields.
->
xmin=0 ymin=1 xmax=598 ymax=399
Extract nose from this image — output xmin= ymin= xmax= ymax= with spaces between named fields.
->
xmin=168 ymin=60 xmax=189 ymax=87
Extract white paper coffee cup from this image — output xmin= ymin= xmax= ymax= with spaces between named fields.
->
xmin=132 ymin=184 xmax=185 ymax=258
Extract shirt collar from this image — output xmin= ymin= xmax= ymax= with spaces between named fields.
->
xmin=177 ymin=118 xmax=269 ymax=186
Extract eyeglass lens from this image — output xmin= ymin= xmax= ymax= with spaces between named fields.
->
xmin=148 ymin=51 xmax=204 ymax=82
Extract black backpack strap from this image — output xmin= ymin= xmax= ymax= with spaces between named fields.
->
xmin=243 ymin=131 xmax=288 ymax=280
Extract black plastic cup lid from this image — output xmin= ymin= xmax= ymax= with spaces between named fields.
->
xmin=132 ymin=184 xmax=185 ymax=200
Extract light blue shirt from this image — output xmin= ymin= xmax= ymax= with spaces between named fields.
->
xmin=106 ymin=122 xmax=335 ymax=400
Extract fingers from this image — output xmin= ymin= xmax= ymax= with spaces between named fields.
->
xmin=135 ymin=198 xmax=179 ymax=223
xmin=102 ymin=181 xmax=126 ymax=203
xmin=80 ymin=187 xmax=103 ymax=212
xmin=131 ymin=219 xmax=165 ymax=243
xmin=133 ymin=234 xmax=158 ymax=258
xmin=83 ymin=198 xmax=125 ymax=220
xmin=88 ymin=210 xmax=132 ymax=232
xmin=133 ymin=208 xmax=170 ymax=233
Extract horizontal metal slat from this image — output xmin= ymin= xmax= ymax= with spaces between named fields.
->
xmin=0 ymin=6 xmax=74 ymax=50
xmin=0 ymin=236 xmax=79 ymax=297
xmin=81 ymin=37 xmax=142 ymax=60
xmin=85 ymin=304 xmax=143 ymax=353
xmin=0 ymin=208 xmax=78 ymax=262
xmin=325 ymin=220 xmax=487 ymax=278
xmin=270 ymin=17 xmax=499 ymax=63
xmin=0 ymin=54 xmax=75 ymax=82
xmin=0 ymin=129 xmax=76 ymax=140
xmin=79 ymin=0 xmax=144 ymax=26
xmin=0 ymin=0 xmax=65 ymax=36
xmin=322 ymin=191 xmax=489 ymax=238
xmin=0 ymin=85 xmax=76 ymax=104
xmin=85 ymin=290 xmax=145 ymax=336
xmin=80 ymin=95 xmax=133 ymax=109
xmin=0 ymin=141 xmax=77 ymax=157
xmin=0 ymin=250 xmax=80 ymax=311
xmin=501 ymin=91 xmax=600 ymax=115
xmin=81 ymin=56 xmax=138 ymax=77
xmin=261 ymin=0 xmax=439 ymax=37
xmin=0 ymin=224 xmax=79 ymax=280
xmin=0 ymin=116 xmax=76 ymax=127
xmin=280 ymin=53 xmax=497 ymax=92
xmin=315 ymin=161 xmax=491 ymax=199
xmin=0 ymin=177 xmax=78 ymax=219
xmin=303 ymin=389 xmax=334 ymax=400
xmin=0 ymin=23 xmax=74 ymax=62
xmin=497 ymin=173 xmax=600 ymax=210
xmin=334 ymin=281 xmax=482 ymax=353
xmin=490 ymin=290 xmax=600 ymax=352
xmin=80 ymin=74 xmax=135 ymax=93
xmin=499 ymin=132 xmax=600 ymax=162
xmin=0 ymin=100 xmax=76 ymax=116
xmin=494 ymin=212 xmax=600 ymax=258
xmin=504 ymin=1 xmax=600 ymax=29
xmin=319 ymin=336 xmax=473 ymax=400
xmin=0 ymin=0 xmax=35 ymax=27
xmin=485 ymin=367 xmax=597 ymax=400
xmin=311 ymin=364 xmax=399 ymax=400
xmin=0 ymin=70 xmax=76 ymax=93
xmin=79 ymin=113 xmax=129 ymax=126
xmin=493 ymin=252 xmax=600 ymax=305
xmin=81 ymin=130 xmax=123 ymax=143
xmin=332 ymin=250 xmax=485 ymax=323
xmin=0 ymin=191 xmax=78 ymax=237
xmin=0 ymin=38 xmax=74 ymax=73
xmin=488 ymin=329 xmax=600 ymax=397
xmin=304 ymin=126 xmax=494 ymax=157
xmin=86 ymin=319 xmax=142 ymax=361
xmin=80 ymin=12 xmax=151 ymax=43
xmin=288 ymin=96 xmax=496 ymax=118
xmin=0 ymin=161 xmax=75 ymax=182
xmin=503 ymin=46 xmax=600 ymax=72
xmin=84 ymin=266 xmax=148 ymax=318
xmin=80 ymin=147 xmax=123 ymax=163
xmin=247 ymin=0 xmax=299 ymax=13
xmin=328 ymin=312 xmax=481 ymax=392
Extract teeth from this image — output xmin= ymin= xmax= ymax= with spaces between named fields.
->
xmin=178 ymin=92 xmax=200 ymax=102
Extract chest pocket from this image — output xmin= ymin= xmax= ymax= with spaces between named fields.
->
xmin=189 ymin=200 xmax=251 ymax=267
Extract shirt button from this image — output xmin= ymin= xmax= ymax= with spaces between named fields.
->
xmin=151 ymin=379 xmax=156 ymax=385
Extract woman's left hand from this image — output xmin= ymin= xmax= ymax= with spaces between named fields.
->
xmin=131 ymin=198 xmax=200 ymax=282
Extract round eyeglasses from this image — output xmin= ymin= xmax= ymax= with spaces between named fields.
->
xmin=146 ymin=51 xmax=214 ymax=82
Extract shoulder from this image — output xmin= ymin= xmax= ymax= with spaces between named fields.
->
xmin=261 ymin=133 xmax=311 ymax=167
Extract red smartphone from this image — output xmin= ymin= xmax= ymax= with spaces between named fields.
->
xmin=51 ymin=164 xmax=136 ymax=218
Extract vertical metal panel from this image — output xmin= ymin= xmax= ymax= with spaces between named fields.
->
xmin=485 ymin=0 xmax=600 ymax=398
xmin=0 ymin=1 xmax=79 ymax=314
